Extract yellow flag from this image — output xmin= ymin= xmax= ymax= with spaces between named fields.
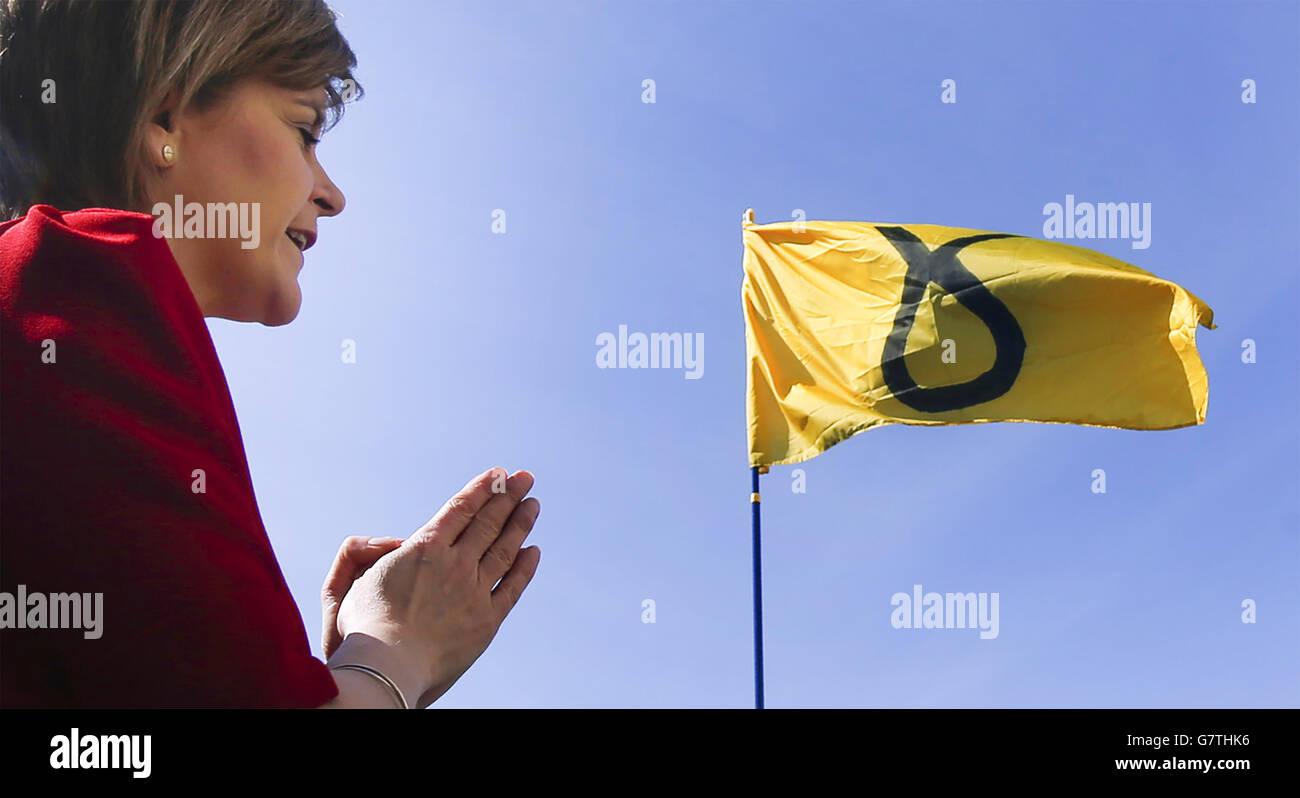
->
xmin=743 ymin=217 xmax=1216 ymax=467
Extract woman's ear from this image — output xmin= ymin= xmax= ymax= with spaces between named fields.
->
xmin=144 ymin=89 xmax=182 ymax=168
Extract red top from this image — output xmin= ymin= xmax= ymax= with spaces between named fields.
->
xmin=0 ymin=205 xmax=338 ymax=707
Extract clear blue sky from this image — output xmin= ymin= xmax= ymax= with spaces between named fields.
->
xmin=206 ymin=0 xmax=1298 ymax=707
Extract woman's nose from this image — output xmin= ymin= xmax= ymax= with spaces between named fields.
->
xmin=314 ymin=164 xmax=345 ymax=216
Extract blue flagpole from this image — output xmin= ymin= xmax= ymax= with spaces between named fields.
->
xmin=750 ymin=465 xmax=765 ymax=709
xmin=744 ymin=209 xmax=765 ymax=709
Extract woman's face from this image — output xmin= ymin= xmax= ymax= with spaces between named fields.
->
xmin=144 ymin=78 xmax=345 ymax=326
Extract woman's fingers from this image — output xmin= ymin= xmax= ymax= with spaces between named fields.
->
xmin=452 ymin=470 xmax=534 ymax=558
xmin=479 ymin=497 xmax=540 ymax=587
xmin=491 ymin=545 xmax=541 ymax=620
xmin=322 ymin=536 xmax=395 ymax=605
xmin=321 ymin=535 xmax=403 ymax=658
xmin=407 ymin=467 xmax=506 ymax=549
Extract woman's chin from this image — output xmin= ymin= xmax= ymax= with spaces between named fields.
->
xmin=261 ymin=286 xmax=302 ymax=327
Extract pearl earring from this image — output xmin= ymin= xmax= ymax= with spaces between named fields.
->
xmin=162 ymin=144 xmax=175 ymax=164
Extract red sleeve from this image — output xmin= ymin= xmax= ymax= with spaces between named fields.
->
xmin=0 ymin=205 xmax=338 ymax=708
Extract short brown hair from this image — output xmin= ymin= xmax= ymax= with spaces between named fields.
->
xmin=0 ymin=0 xmax=363 ymax=219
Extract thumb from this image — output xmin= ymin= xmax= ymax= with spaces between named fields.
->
xmin=321 ymin=535 xmax=403 ymax=658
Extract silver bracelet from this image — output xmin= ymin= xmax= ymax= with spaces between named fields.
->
xmin=330 ymin=664 xmax=409 ymax=709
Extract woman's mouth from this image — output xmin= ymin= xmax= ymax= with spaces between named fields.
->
xmin=285 ymin=230 xmax=308 ymax=250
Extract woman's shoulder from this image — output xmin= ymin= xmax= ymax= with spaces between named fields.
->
xmin=0 ymin=204 xmax=206 ymax=358
xmin=1 ymin=202 xmax=232 ymax=441
xmin=2 ymin=203 xmax=169 ymax=287
xmin=1 ymin=203 xmax=157 ymax=248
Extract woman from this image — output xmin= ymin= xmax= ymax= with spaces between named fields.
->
xmin=0 ymin=0 xmax=541 ymax=708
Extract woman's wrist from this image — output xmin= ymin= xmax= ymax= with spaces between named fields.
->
xmin=325 ymin=666 xmax=403 ymax=709
xmin=325 ymin=632 xmax=428 ymax=709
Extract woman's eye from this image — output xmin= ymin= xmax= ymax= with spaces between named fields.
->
xmin=299 ymin=127 xmax=320 ymax=148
